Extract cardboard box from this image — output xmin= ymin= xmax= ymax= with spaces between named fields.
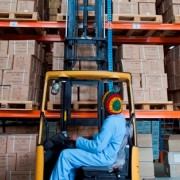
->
xmin=2 ymin=70 xmax=34 ymax=86
xmin=0 ymin=86 xmax=10 ymax=101
xmin=6 ymin=171 xmax=35 ymax=180
xmin=164 ymin=163 xmax=180 ymax=177
xmin=139 ymin=162 xmax=154 ymax=177
xmin=141 ymin=73 xmax=168 ymax=88
xmin=121 ymin=44 xmax=139 ymax=59
xmin=147 ymin=59 xmax=165 ymax=74
xmin=80 ymin=61 xmax=98 ymax=71
xmin=77 ymin=44 xmax=96 ymax=57
xmin=139 ymin=3 xmax=156 ymax=15
xmin=0 ymin=153 xmax=16 ymax=171
xmin=7 ymin=134 xmax=37 ymax=153
xmin=132 ymin=87 xmax=149 ymax=102
xmin=13 ymin=55 xmax=37 ymax=72
xmin=113 ymin=1 xmax=138 ymax=15
xmin=9 ymin=85 xmax=33 ymax=101
xmin=149 ymin=87 xmax=168 ymax=101
xmin=0 ymin=171 xmax=6 ymax=180
xmin=79 ymin=85 xmax=97 ymax=101
xmin=137 ymin=134 xmax=152 ymax=147
xmin=0 ymin=40 xmax=9 ymax=55
xmin=17 ymin=0 xmax=36 ymax=12
xmin=53 ymin=42 xmax=64 ymax=57
xmin=0 ymin=70 xmax=2 ymax=85
xmin=131 ymin=73 xmax=141 ymax=88
xmin=16 ymin=152 xmax=36 ymax=171
xmin=8 ymin=40 xmax=39 ymax=56
xmin=52 ymin=57 xmax=64 ymax=70
xmin=0 ymin=55 xmax=13 ymax=70
xmin=139 ymin=45 xmax=164 ymax=60
xmin=139 ymin=147 xmax=153 ymax=162
xmin=163 ymin=135 xmax=180 ymax=152
xmin=121 ymin=59 xmax=148 ymax=73
xmin=0 ymin=0 xmax=17 ymax=12
xmin=0 ymin=135 xmax=7 ymax=153
xmin=164 ymin=151 xmax=180 ymax=164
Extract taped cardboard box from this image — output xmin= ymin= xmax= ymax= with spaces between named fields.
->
xmin=8 ymin=40 xmax=39 ymax=56
xmin=0 ymin=41 xmax=9 ymax=55
xmin=16 ymin=152 xmax=36 ymax=171
xmin=139 ymin=147 xmax=153 ymax=162
xmin=163 ymin=135 xmax=180 ymax=152
xmin=0 ymin=0 xmax=17 ymax=12
xmin=120 ymin=44 xmax=139 ymax=59
xmin=53 ymin=42 xmax=64 ymax=57
xmin=139 ymin=2 xmax=156 ymax=15
xmin=0 ymin=86 xmax=10 ymax=101
xmin=149 ymin=87 xmax=168 ymax=101
xmin=0 ymin=153 xmax=16 ymax=171
xmin=0 ymin=55 xmax=13 ymax=70
xmin=0 ymin=135 xmax=7 ymax=153
xmin=17 ymin=0 xmax=36 ymax=12
xmin=7 ymin=134 xmax=37 ymax=153
xmin=137 ymin=134 xmax=152 ymax=147
xmin=6 ymin=171 xmax=35 ymax=180
xmin=139 ymin=161 xmax=154 ymax=177
xmin=147 ymin=59 xmax=165 ymax=74
xmin=164 ymin=151 xmax=180 ymax=165
xmin=2 ymin=70 xmax=34 ymax=86
xmin=139 ymin=45 xmax=164 ymax=60
xmin=9 ymin=85 xmax=34 ymax=101
xmin=164 ymin=163 xmax=180 ymax=177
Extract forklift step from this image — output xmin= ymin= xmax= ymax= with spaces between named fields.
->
xmin=0 ymin=101 xmax=39 ymax=110
xmin=112 ymin=14 xmax=162 ymax=23
xmin=123 ymin=101 xmax=173 ymax=111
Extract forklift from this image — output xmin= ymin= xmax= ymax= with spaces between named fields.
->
xmin=35 ymin=1 xmax=139 ymax=179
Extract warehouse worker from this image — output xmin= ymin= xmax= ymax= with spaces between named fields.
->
xmin=50 ymin=91 xmax=127 ymax=180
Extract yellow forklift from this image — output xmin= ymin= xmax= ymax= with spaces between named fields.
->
xmin=35 ymin=70 xmax=139 ymax=180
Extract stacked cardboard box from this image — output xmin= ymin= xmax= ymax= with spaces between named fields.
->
xmin=137 ymin=133 xmax=155 ymax=179
xmin=157 ymin=0 xmax=180 ymax=23
xmin=163 ymin=134 xmax=180 ymax=177
xmin=0 ymin=40 xmax=45 ymax=104
xmin=49 ymin=0 xmax=61 ymax=21
xmin=136 ymin=120 xmax=160 ymax=160
xmin=0 ymin=134 xmax=37 ymax=180
xmin=0 ymin=0 xmax=46 ymax=20
xmin=115 ymin=44 xmax=168 ymax=102
xmin=112 ymin=0 xmax=156 ymax=15
xmin=165 ymin=46 xmax=180 ymax=105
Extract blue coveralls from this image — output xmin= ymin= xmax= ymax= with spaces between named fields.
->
xmin=50 ymin=113 xmax=126 ymax=180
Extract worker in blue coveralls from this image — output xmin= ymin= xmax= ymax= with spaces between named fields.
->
xmin=50 ymin=91 xmax=127 ymax=180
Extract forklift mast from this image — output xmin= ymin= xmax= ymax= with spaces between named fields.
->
xmin=64 ymin=0 xmax=111 ymax=71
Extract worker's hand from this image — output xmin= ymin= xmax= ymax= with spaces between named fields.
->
xmin=69 ymin=134 xmax=78 ymax=141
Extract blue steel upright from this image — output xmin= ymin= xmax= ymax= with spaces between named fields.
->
xmin=64 ymin=0 xmax=107 ymax=70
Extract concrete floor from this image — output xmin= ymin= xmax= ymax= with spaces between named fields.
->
xmin=154 ymin=163 xmax=180 ymax=180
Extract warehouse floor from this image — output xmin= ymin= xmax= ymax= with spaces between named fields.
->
xmin=154 ymin=163 xmax=179 ymax=180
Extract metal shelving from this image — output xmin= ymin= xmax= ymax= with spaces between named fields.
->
xmin=0 ymin=20 xmax=180 ymax=119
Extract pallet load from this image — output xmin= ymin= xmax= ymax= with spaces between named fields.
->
xmin=0 ymin=0 xmax=46 ymax=21
xmin=0 ymin=134 xmax=37 ymax=180
xmin=115 ymin=44 xmax=173 ymax=110
xmin=163 ymin=134 xmax=180 ymax=177
xmin=165 ymin=45 xmax=180 ymax=110
xmin=112 ymin=0 xmax=162 ymax=23
xmin=157 ymin=0 xmax=180 ymax=23
xmin=137 ymin=132 xmax=155 ymax=179
xmin=0 ymin=40 xmax=45 ymax=110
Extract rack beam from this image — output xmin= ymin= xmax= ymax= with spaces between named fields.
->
xmin=0 ymin=110 xmax=179 ymax=119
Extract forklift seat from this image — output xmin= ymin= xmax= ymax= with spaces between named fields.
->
xmin=79 ymin=123 xmax=133 ymax=180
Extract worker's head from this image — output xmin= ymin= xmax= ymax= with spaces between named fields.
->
xmin=102 ymin=91 xmax=122 ymax=115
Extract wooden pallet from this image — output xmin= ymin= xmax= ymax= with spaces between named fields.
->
xmin=57 ymin=13 xmax=106 ymax=22
xmin=0 ymin=101 xmax=39 ymax=110
xmin=113 ymin=14 xmax=162 ymax=23
xmin=47 ymin=101 xmax=97 ymax=111
xmin=173 ymin=103 xmax=180 ymax=111
xmin=123 ymin=101 xmax=173 ymax=111
xmin=0 ymin=12 xmax=38 ymax=21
